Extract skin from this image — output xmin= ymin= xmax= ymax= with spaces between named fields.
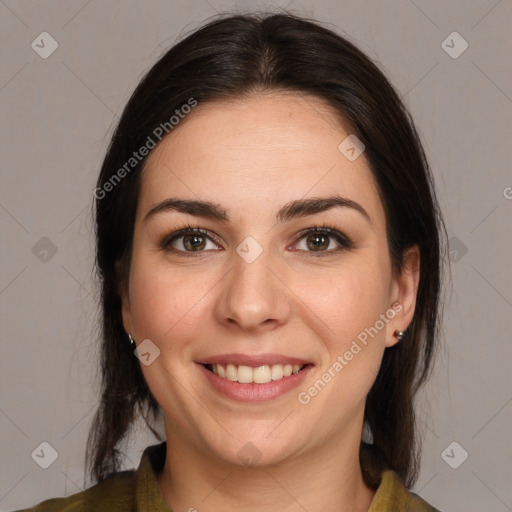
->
xmin=121 ymin=90 xmax=420 ymax=512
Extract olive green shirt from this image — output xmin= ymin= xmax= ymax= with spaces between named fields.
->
xmin=14 ymin=442 xmax=441 ymax=511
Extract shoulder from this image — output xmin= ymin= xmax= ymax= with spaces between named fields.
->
xmin=407 ymin=490 xmax=443 ymax=512
xmin=12 ymin=469 xmax=136 ymax=512
xmin=13 ymin=441 xmax=169 ymax=512
xmin=369 ymin=470 xmax=443 ymax=512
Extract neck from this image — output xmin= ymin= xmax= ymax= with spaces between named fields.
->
xmin=156 ymin=424 xmax=376 ymax=512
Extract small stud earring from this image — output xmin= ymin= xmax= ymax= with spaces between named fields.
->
xmin=128 ymin=333 xmax=136 ymax=345
xmin=394 ymin=330 xmax=405 ymax=341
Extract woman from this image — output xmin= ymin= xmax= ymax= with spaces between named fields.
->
xmin=17 ymin=11 xmax=446 ymax=512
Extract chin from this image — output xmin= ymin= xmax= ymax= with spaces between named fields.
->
xmin=205 ymin=434 xmax=302 ymax=470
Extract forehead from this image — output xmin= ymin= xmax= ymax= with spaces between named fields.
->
xmin=139 ymin=91 xmax=384 ymax=226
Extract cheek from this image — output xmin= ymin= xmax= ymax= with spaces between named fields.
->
xmin=294 ymin=258 xmax=391 ymax=340
xmin=127 ymin=256 xmax=211 ymax=347
xmin=291 ymin=262 xmax=392 ymax=414
xmin=302 ymin=260 xmax=392 ymax=388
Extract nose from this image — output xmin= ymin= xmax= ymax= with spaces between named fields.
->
xmin=214 ymin=243 xmax=292 ymax=332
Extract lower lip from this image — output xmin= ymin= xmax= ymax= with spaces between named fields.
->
xmin=197 ymin=363 xmax=313 ymax=402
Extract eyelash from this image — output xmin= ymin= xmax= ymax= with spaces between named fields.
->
xmin=158 ymin=223 xmax=354 ymax=257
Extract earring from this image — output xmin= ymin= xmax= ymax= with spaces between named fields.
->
xmin=128 ymin=333 xmax=136 ymax=345
xmin=394 ymin=330 xmax=405 ymax=341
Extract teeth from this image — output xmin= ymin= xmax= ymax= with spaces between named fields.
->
xmin=253 ymin=365 xmax=270 ymax=384
xmin=208 ymin=363 xmax=306 ymax=384
xmin=226 ymin=364 xmax=237 ymax=382
xmin=271 ymin=364 xmax=283 ymax=380
xmin=237 ymin=365 xmax=254 ymax=384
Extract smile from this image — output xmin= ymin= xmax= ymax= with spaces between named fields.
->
xmin=204 ymin=363 xmax=305 ymax=384
xmin=198 ymin=360 xmax=313 ymax=402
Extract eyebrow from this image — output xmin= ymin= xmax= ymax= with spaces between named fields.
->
xmin=144 ymin=195 xmax=372 ymax=225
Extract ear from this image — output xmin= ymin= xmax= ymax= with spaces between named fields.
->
xmin=386 ymin=245 xmax=420 ymax=348
xmin=116 ymin=259 xmax=135 ymax=337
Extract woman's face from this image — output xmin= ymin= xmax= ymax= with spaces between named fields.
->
xmin=122 ymin=91 xmax=419 ymax=467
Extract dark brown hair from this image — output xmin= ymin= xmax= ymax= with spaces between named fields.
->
xmin=87 ymin=10 xmax=447 ymax=489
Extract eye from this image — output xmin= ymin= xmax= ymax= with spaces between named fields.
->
xmin=159 ymin=223 xmax=353 ymax=257
xmin=159 ymin=225 xmax=222 ymax=255
xmin=291 ymin=225 xmax=354 ymax=255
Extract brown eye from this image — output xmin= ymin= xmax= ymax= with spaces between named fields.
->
xmin=293 ymin=227 xmax=354 ymax=255
xmin=305 ymin=233 xmax=330 ymax=251
xmin=181 ymin=233 xmax=207 ymax=251
xmin=160 ymin=227 xmax=221 ymax=254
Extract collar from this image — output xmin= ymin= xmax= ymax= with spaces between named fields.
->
xmin=135 ymin=441 xmax=172 ymax=511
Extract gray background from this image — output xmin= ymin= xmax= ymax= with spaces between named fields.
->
xmin=1 ymin=0 xmax=511 ymax=511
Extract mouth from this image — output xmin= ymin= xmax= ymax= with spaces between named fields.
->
xmin=197 ymin=361 xmax=314 ymax=402
xmin=196 ymin=353 xmax=314 ymax=402
xmin=202 ymin=362 xmax=311 ymax=384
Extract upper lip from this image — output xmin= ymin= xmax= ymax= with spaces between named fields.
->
xmin=197 ymin=353 xmax=312 ymax=367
